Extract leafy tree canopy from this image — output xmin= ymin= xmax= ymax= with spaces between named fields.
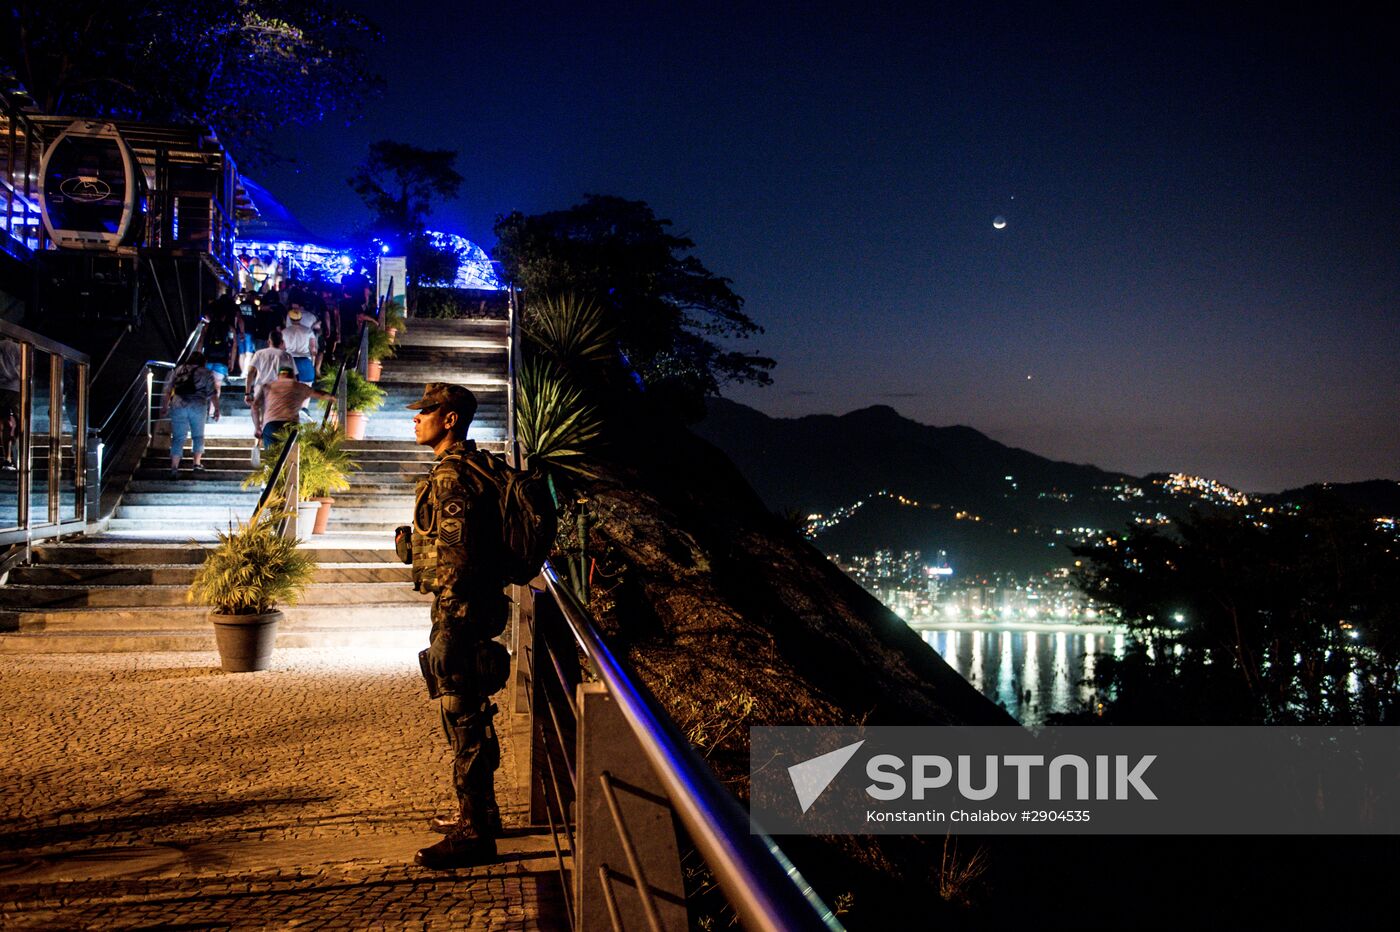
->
xmin=1 ymin=0 xmax=379 ymax=165
xmin=348 ymin=140 xmax=464 ymax=294
xmin=1073 ymin=501 xmax=1400 ymax=724
xmin=348 ymin=140 xmax=463 ymax=241
xmin=493 ymin=195 xmax=775 ymax=403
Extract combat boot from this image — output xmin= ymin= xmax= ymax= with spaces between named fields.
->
xmin=414 ymin=833 xmax=497 ymax=870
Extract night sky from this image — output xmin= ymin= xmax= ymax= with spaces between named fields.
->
xmin=261 ymin=1 xmax=1399 ymax=493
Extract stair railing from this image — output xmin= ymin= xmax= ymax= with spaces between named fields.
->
xmin=249 ymin=321 xmax=369 ymax=539
xmin=0 ymin=320 xmax=92 ymax=547
xmin=92 ymin=320 xmax=206 ymax=522
xmin=519 ymin=560 xmax=844 ymax=932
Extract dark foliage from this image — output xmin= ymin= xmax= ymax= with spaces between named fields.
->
xmin=348 ymin=140 xmax=464 ymax=299
xmin=1073 ymin=500 xmax=1400 ymax=723
xmin=2 ymin=0 xmax=380 ymax=166
xmin=493 ymin=195 xmax=775 ymax=410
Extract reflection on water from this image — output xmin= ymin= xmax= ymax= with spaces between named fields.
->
xmin=922 ymin=627 xmax=1127 ymax=725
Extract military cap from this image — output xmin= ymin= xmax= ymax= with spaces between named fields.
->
xmin=406 ymin=382 xmax=477 ymax=421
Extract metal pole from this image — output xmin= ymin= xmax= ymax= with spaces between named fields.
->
xmin=337 ymin=366 xmax=348 ymax=432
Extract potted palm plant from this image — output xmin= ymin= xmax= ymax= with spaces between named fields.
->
xmin=384 ymin=301 xmax=407 ymax=344
xmin=187 ymin=502 xmax=316 ymax=672
xmin=339 ymin=369 xmax=386 ymax=440
xmin=243 ymin=424 xmax=355 ymax=535
xmin=365 ymin=326 xmax=395 ymax=381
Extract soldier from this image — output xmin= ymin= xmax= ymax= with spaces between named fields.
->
xmin=396 ymin=382 xmax=512 ymax=869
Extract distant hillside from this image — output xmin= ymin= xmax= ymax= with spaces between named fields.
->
xmin=693 ymin=399 xmax=1167 ymax=575
xmin=696 ymin=399 xmax=1127 ymax=512
xmin=1270 ymin=479 xmax=1400 ymax=517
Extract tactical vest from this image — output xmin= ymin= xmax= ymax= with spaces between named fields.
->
xmin=411 ymin=474 xmax=438 ymax=593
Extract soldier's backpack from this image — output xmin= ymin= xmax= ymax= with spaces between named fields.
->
xmin=461 ymin=452 xmax=558 ymax=585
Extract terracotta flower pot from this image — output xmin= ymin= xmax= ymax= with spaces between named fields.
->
xmin=312 ymin=496 xmax=333 ymax=534
xmin=367 ymin=359 xmax=383 ymax=381
xmin=386 ymin=326 xmax=400 ymax=344
xmin=210 ymin=610 xmax=282 ymax=672
xmin=346 ymin=410 xmax=369 ymax=440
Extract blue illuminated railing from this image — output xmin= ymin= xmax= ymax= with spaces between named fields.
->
xmin=534 ymin=560 xmax=843 ymax=932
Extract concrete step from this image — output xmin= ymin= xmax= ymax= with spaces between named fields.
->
xmin=0 ymin=627 xmax=429 ymax=652
xmin=0 ymin=581 xmax=425 ymax=609
xmin=391 ymin=344 xmax=507 ymax=361
xmin=0 ymin=601 xmax=434 ymax=651
xmin=323 ymin=507 xmax=415 ymax=525
xmin=315 ymin=521 xmax=423 ymax=534
xmin=124 ymin=479 xmax=412 ymax=494
xmin=377 ymin=365 xmax=507 ymax=387
xmin=400 ymin=318 xmax=506 ymax=335
xmin=9 ymin=562 xmax=412 ymax=586
xmin=133 ymin=468 xmax=257 ymax=481
xmin=27 ymin=544 xmax=400 ymax=565
xmin=344 ymin=440 xmax=430 ymax=452
xmin=121 ymin=492 xmax=263 ymax=506
xmin=111 ymin=506 xmax=253 ymax=522
xmin=5 ymin=602 xmax=432 ymax=630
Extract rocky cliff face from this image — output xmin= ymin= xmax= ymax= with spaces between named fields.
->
xmin=577 ymin=414 xmax=1010 ymax=736
xmin=566 ymin=412 xmax=1011 ymax=928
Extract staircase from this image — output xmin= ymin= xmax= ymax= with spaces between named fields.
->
xmin=371 ymin=318 xmax=510 ymax=447
xmin=0 ymin=315 xmax=512 ymax=653
xmin=0 ymin=541 xmax=431 ymax=652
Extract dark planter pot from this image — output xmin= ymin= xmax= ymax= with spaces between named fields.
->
xmin=210 ymin=610 xmax=282 ymax=672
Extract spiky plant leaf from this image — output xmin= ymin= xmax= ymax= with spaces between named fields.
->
xmin=517 ymin=357 xmax=602 ymax=476
xmin=523 ymin=293 xmax=616 ymax=368
xmin=187 ymin=499 xmax=316 ymax=615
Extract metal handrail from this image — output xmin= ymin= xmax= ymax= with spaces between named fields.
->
xmin=318 ymin=320 xmax=369 ymax=430
xmin=95 ymin=319 xmax=208 ymax=511
xmin=97 ymin=366 xmax=154 ymax=439
xmin=540 ymin=562 xmax=843 ymax=932
xmin=249 ymin=321 xmax=368 ymax=528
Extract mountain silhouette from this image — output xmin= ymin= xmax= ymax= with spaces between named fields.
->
xmin=694 ymin=399 xmax=1150 ymax=575
xmin=694 ymin=399 xmax=1399 ymax=576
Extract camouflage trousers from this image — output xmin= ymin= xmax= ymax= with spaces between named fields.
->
xmin=424 ymin=595 xmax=510 ymax=840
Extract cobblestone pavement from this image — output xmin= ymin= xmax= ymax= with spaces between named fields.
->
xmin=0 ymin=649 xmax=568 ymax=930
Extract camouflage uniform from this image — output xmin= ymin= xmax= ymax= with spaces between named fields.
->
xmin=411 ymin=438 xmax=510 ymax=842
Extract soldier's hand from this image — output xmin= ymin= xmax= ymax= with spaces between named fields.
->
xmin=394 ymin=525 xmax=412 ymax=564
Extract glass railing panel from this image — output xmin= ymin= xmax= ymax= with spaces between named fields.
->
xmin=0 ymin=336 xmax=19 ymax=530
xmin=60 ymin=358 xmax=84 ymax=521
xmin=28 ymin=348 xmax=53 ymax=526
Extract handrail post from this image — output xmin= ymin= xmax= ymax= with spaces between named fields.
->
xmin=540 ymin=564 xmax=843 ymax=932
xmin=336 ymin=363 xmax=348 ymax=430
xmin=281 ymin=437 xmax=300 ymax=540
xmin=575 ymin=684 xmax=687 ymax=931
xmin=507 ymin=284 xmax=519 ymax=466
xmin=145 ymin=367 xmax=154 ymax=439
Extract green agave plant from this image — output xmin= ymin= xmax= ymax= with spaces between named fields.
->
xmin=517 ymin=357 xmax=603 ymax=476
xmin=523 ymin=293 xmax=616 ymax=368
xmin=187 ymin=501 xmax=316 ymax=615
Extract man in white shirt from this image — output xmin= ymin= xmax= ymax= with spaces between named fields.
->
xmin=282 ymin=307 xmax=319 ymax=384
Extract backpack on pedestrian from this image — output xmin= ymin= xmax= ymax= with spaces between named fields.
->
xmin=172 ymin=365 xmax=200 ymax=398
xmin=459 ymin=452 xmax=558 ymax=585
